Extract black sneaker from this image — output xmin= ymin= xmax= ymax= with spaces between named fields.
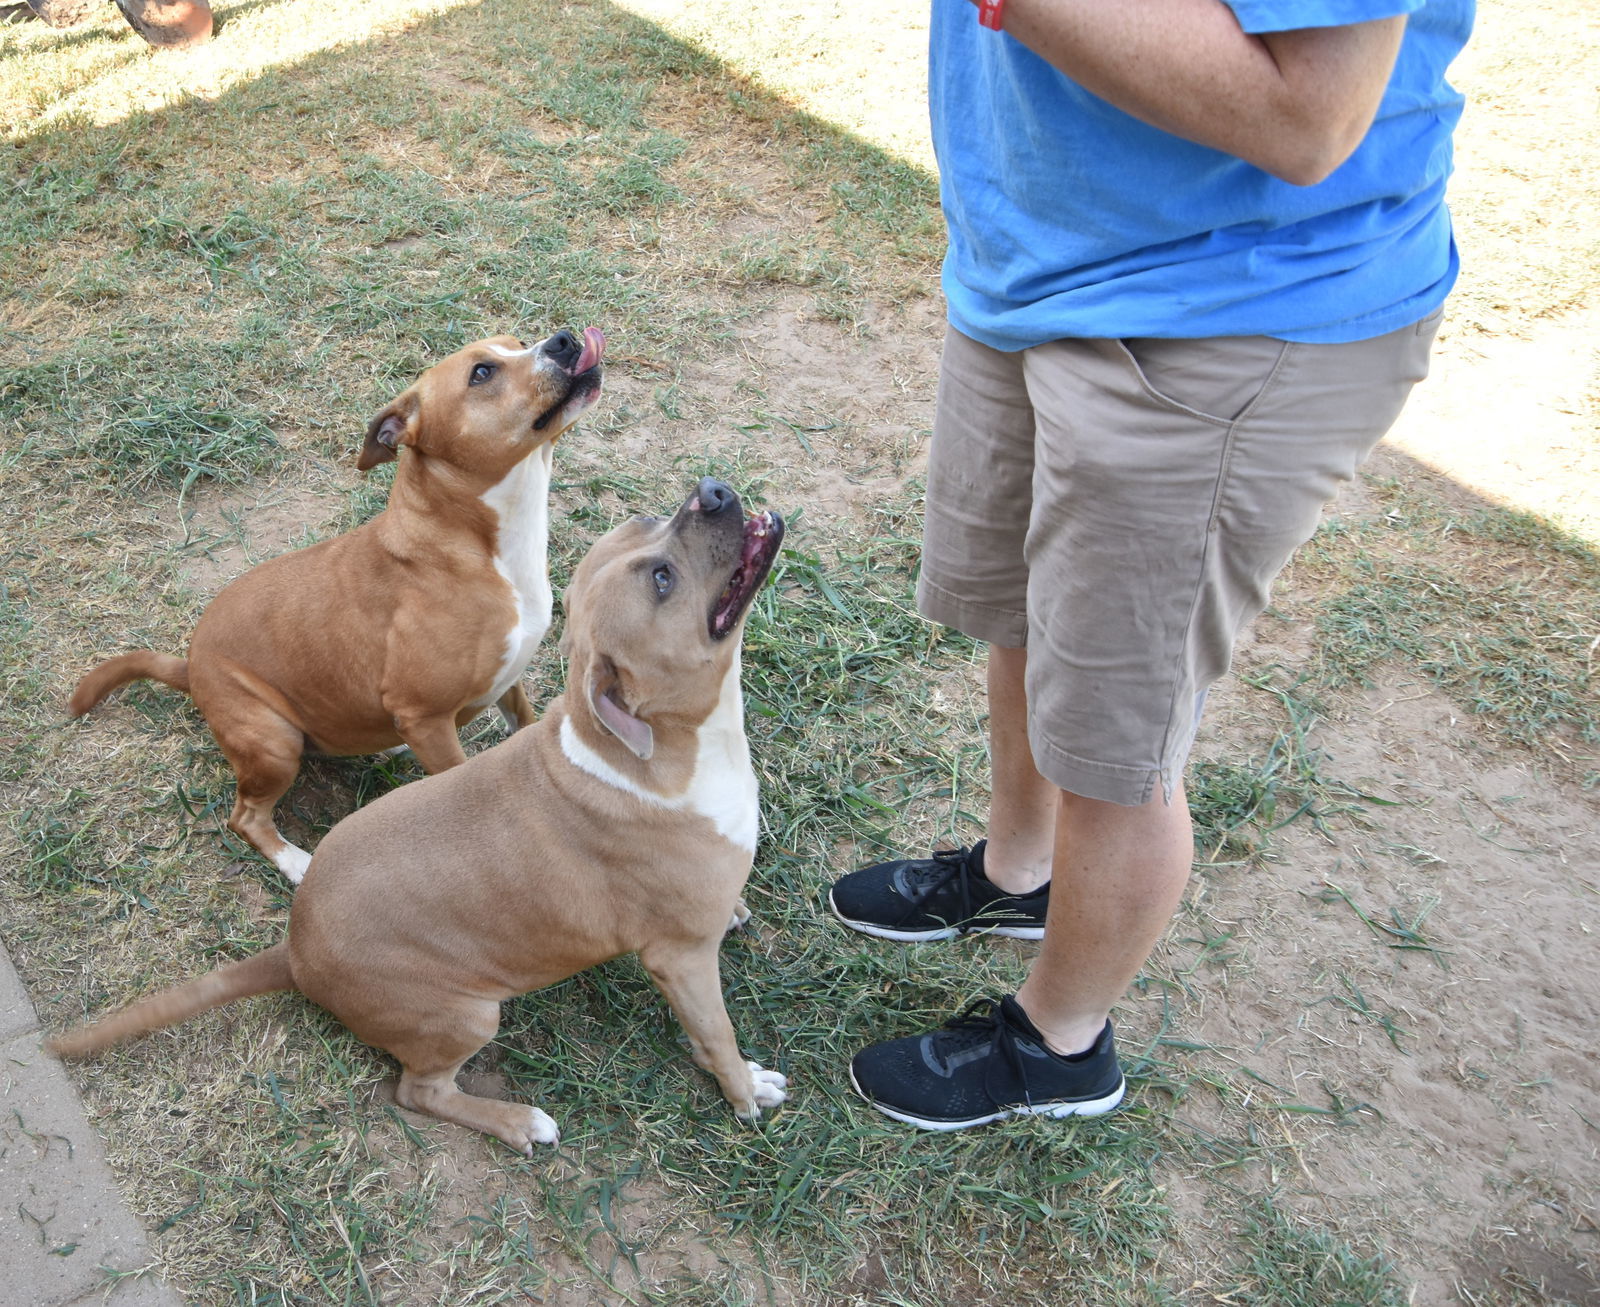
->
xmin=850 ymin=996 xmax=1125 ymax=1131
xmin=828 ymin=841 xmax=1049 ymax=941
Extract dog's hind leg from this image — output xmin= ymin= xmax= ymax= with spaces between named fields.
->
xmin=211 ymin=704 xmax=312 ymax=883
xmin=393 ymin=712 xmax=470 ymax=773
xmin=385 ymin=998 xmax=560 ymax=1155
xmin=496 ymin=681 xmax=536 ymax=734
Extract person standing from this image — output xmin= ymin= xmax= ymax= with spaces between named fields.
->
xmin=829 ymin=0 xmax=1475 ymax=1130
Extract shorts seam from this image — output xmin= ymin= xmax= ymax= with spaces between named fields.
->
xmin=1202 ymin=341 xmax=1295 ymax=527
xmin=1226 ymin=340 xmax=1296 ymax=430
xmin=1111 ymin=340 xmax=1232 ymax=428
xmin=1149 ymin=341 xmax=1298 ymax=787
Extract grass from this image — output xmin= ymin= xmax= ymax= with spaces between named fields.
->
xmin=1295 ymin=480 xmax=1600 ymax=753
xmin=3 ymin=1 xmax=1597 ymax=1306
xmin=1220 ymin=1198 xmax=1407 ymax=1307
xmin=1186 ymin=668 xmax=1402 ymax=865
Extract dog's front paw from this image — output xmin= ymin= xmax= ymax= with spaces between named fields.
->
xmin=725 ymin=898 xmax=752 ymax=934
xmin=504 ymin=1106 xmax=561 ymax=1157
xmin=735 ymin=1060 xmax=788 ymax=1120
xmin=274 ymin=844 xmax=312 ymax=886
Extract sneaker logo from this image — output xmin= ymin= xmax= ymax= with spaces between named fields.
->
xmin=920 ymin=1035 xmax=994 ymax=1078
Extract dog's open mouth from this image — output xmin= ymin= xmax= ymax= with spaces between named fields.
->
xmin=710 ymin=510 xmax=785 ymax=640
xmin=533 ymin=326 xmax=606 ymax=432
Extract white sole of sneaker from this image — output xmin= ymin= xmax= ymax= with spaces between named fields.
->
xmin=827 ymin=891 xmax=1046 ymax=942
xmin=849 ymin=1066 xmax=1126 ymax=1131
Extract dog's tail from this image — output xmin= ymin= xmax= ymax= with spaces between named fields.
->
xmin=48 ymin=943 xmax=295 ymax=1060
xmin=68 ymin=651 xmax=190 ymax=716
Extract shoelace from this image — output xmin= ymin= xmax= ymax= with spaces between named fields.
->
xmin=895 ymin=846 xmax=979 ymax=927
xmin=936 ymin=998 xmax=1035 ymax=1107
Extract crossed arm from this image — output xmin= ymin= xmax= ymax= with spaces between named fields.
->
xmin=975 ymin=0 xmax=1407 ymax=185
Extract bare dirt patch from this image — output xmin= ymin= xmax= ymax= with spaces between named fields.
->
xmin=1178 ymin=661 xmax=1599 ymax=1304
xmin=174 ymin=476 xmax=343 ymax=592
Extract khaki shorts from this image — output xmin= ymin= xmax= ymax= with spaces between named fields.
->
xmin=918 ymin=316 xmax=1441 ymax=806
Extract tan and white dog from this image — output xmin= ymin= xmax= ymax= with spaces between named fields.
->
xmin=68 ymin=329 xmax=605 ymax=883
xmin=50 ymin=477 xmax=789 ymax=1151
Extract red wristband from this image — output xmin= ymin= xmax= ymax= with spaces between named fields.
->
xmin=978 ymin=0 xmax=1005 ymax=30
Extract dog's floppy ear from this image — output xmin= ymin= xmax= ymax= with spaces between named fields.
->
xmin=357 ymin=391 xmax=419 ymax=471
xmin=588 ymin=656 xmax=653 ymax=761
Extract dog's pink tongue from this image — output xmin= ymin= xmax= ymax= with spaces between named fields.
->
xmin=575 ymin=327 xmax=606 ymax=374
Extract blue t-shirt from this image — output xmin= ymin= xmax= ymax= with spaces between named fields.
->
xmin=930 ymin=0 xmax=1475 ymax=345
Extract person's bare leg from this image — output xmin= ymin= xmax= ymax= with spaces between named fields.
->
xmin=1013 ymin=782 xmax=1193 ymax=1055
xmin=981 ymin=643 xmax=1057 ymax=894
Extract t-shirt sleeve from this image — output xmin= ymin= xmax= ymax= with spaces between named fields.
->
xmin=1224 ymin=0 xmax=1425 ymax=34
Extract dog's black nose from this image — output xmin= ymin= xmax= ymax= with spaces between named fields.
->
xmin=541 ymin=330 xmax=581 ymax=368
xmin=697 ymin=478 xmax=737 ymax=518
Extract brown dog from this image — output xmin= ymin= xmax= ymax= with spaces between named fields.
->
xmin=50 ymin=477 xmax=788 ymax=1152
xmin=68 ymin=329 xmax=605 ymax=883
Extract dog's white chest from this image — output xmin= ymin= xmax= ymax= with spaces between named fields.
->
xmin=681 ymin=655 xmax=759 ymax=854
xmin=478 ymin=446 xmax=554 ymax=706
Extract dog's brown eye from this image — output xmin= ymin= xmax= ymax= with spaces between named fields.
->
xmin=469 ymin=362 xmax=496 ymax=385
xmin=652 ymin=565 xmax=673 ymax=597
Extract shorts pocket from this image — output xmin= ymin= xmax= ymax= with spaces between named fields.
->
xmin=1116 ymin=336 xmax=1291 ymax=425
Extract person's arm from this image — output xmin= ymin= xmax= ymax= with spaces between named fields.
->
xmin=979 ymin=0 xmax=1407 ymax=185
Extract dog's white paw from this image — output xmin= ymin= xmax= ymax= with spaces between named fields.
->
xmin=274 ymin=844 xmax=312 ymax=886
xmin=747 ymin=1060 xmax=788 ymax=1110
xmin=509 ymin=1106 xmax=560 ymax=1156
xmin=726 ymin=899 xmax=752 ymax=934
